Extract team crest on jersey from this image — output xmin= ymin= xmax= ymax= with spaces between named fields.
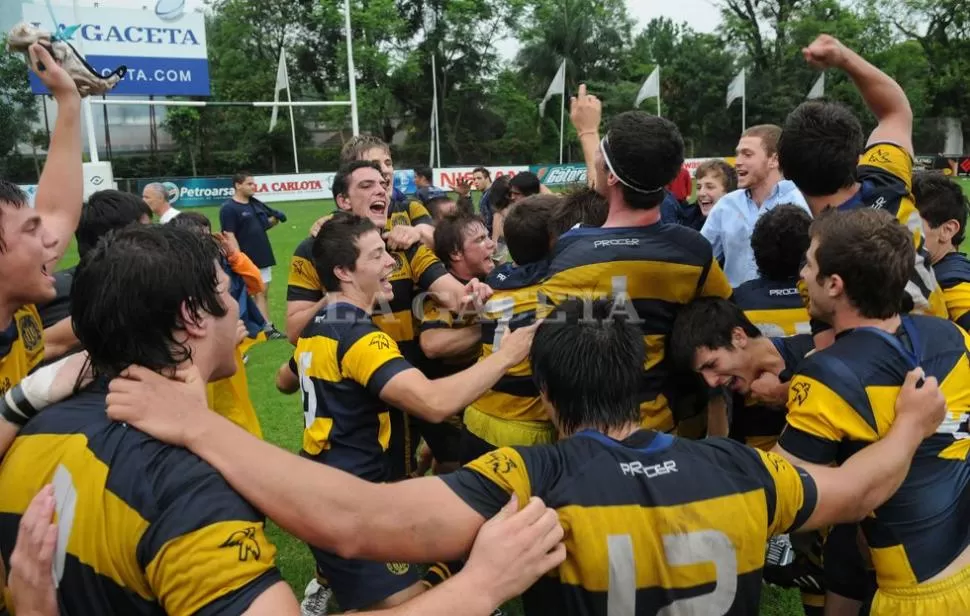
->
xmin=369 ymin=333 xmax=392 ymax=351
xmin=484 ymin=450 xmax=518 ymax=475
xmin=386 ymin=562 xmax=410 ymax=575
xmin=220 ymin=527 xmax=262 ymax=562
xmin=17 ymin=314 xmax=42 ymax=354
xmin=791 ymin=382 xmax=811 ymax=406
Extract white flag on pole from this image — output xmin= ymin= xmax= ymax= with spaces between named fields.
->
xmin=269 ymin=48 xmax=288 ymax=131
xmin=539 ymin=60 xmax=566 ymax=117
xmin=634 ymin=66 xmax=660 ymax=108
xmin=726 ymin=68 xmax=745 ymax=108
xmin=807 ymin=73 xmax=825 ymax=99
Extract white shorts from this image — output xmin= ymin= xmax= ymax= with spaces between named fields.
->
xmin=259 ymin=267 xmax=272 ymax=284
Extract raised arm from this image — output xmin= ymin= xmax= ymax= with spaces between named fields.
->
xmin=569 ymin=84 xmax=602 ymax=190
xmin=29 ymin=44 xmax=82 ymax=256
xmin=803 ymin=35 xmax=913 ymax=155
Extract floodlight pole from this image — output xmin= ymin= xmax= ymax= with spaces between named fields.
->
xmin=73 ymin=0 xmax=100 ymax=162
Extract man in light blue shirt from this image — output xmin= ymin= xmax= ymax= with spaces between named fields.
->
xmin=701 ymin=125 xmax=810 ymax=286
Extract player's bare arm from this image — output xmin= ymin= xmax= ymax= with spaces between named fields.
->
xmin=27 ymin=44 xmax=83 ymax=256
xmin=6 ymin=484 xmax=58 ymax=616
xmin=569 ymin=84 xmax=602 ymax=190
xmin=777 ymin=368 xmax=945 ymax=531
xmin=0 ymin=352 xmax=90 ymax=457
xmin=379 ymin=322 xmax=536 ymax=423
xmin=427 ymin=274 xmax=493 ymax=314
xmin=106 ymin=365 xmax=563 ymax=566
xmin=419 ymin=325 xmax=481 ymax=360
xmin=803 ymin=34 xmax=913 ymax=155
xmin=40 ymin=317 xmax=79 ymax=363
xmin=286 ymin=297 xmax=327 ymax=344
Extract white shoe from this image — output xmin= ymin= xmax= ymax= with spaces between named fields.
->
xmin=301 ymin=579 xmax=332 ymax=616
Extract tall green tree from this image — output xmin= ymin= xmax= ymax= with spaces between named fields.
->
xmin=0 ymin=38 xmax=39 ymax=177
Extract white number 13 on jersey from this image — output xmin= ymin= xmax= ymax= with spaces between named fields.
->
xmin=607 ymin=530 xmax=738 ymax=615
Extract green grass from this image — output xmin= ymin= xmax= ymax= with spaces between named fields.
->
xmin=52 ymin=177 xmax=970 ymax=614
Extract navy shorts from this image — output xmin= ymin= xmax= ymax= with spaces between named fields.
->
xmin=309 ymin=545 xmax=420 ymax=611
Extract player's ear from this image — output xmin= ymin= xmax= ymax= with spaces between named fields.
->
xmin=334 ymin=264 xmax=354 ymax=285
xmin=178 ymin=301 xmax=207 ymax=339
xmin=732 ymin=326 xmax=747 ymax=349
xmin=826 ymin=273 xmax=844 ymax=298
xmin=335 ymin=192 xmax=352 ymax=212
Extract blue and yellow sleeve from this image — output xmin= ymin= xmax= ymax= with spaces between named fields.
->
xmin=439 ymin=448 xmax=535 ymax=519
xmin=408 ymin=200 xmax=434 ymax=227
xmin=752 ymin=449 xmax=818 ymax=535
xmin=340 ymin=326 xmax=413 ymax=396
xmin=141 ymin=472 xmax=282 ymax=615
xmin=699 ymin=258 xmax=733 ymax=300
xmin=405 ymin=244 xmax=448 ymax=291
xmin=420 ymin=296 xmax=454 ymax=332
xmin=287 ymin=237 xmax=323 ymax=303
xmin=941 ymin=280 xmax=970 ymax=332
xmin=858 ymin=142 xmax=913 ymax=194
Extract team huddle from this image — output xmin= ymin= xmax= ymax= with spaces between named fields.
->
xmin=0 ymin=33 xmax=968 ymax=616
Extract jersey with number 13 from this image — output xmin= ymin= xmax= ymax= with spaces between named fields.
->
xmin=441 ymin=430 xmax=818 ymax=614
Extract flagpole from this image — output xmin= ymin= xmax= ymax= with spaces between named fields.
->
xmin=559 ymin=62 xmax=566 ymax=164
xmin=429 ymin=98 xmax=435 ymax=167
xmin=284 ymin=55 xmax=299 ymax=173
xmin=741 ymin=69 xmax=747 ymax=133
xmin=344 ymin=0 xmax=360 ymax=136
xmin=657 ymin=67 xmax=661 ymax=117
xmin=430 ymin=54 xmax=438 ymax=167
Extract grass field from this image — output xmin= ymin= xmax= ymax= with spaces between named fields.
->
xmin=53 ymin=177 xmax=970 ymax=614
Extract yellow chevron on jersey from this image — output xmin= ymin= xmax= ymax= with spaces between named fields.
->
xmin=207 ymin=345 xmax=263 ymax=439
xmin=780 ymin=315 xmax=970 ymax=589
xmin=442 ymin=431 xmax=817 ymax=614
xmin=933 ymin=251 xmax=970 ymax=333
xmin=0 ymin=304 xmax=44 ymax=395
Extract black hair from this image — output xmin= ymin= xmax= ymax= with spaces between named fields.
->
xmin=530 ymin=298 xmax=644 ymax=435
xmin=504 ymin=194 xmax=559 ymax=265
xmin=75 ymin=190 xmax=152 ymax=258
xmin=312 ymin=213 xmax=380 ymax=292
xmin=508 ymin=172 xmax=541 ymax=197
xmin=751 ymin=204 xmax=812 ymax=281
xmin=778 ymin=101 xmax=863 ymax=197
xmin=489 ymin=176 xmax=512 ymax=212
xmin=548 ymin=187 xmax=608 ymax=240
xmin=433 ymin=211 xmax=487 ymax=267
xmin=0 ymin=180 xmax=30 ymax=252
xmin=670 ymin=298 xmax=762 ymax=373
xmin=168 ymin=211 xmax=212 ymax=234
xmin=913 ymin=172 xmax=969 ymax=248
xmin=233 ymin=171 xmax=253 ymax=187
xmin=603 ymin=111 xmax=685 ymax=210
xmin=472 ymin=167 xmax=491 ymax=179
xmin=414 ymin=165 xmax=433 ymax=183
xmin=71 ymin=224 xmax=227 ymax=381
xmin=332 ymin=160 xmax=384 ymax=199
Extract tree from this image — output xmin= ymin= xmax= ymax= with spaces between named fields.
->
xmin=0 ymin=37 xmax=39 ymax=178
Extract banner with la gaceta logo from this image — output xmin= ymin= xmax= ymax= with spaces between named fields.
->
xmin=21 ymin=0 xmax=210 ymax=96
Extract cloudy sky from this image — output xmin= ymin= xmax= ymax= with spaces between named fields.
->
xmin=630 ymin=0 xmax=721 ymax=33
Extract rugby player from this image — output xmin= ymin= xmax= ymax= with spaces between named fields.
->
xmin=732 ymin=204 xmax=813 ymax=337
xmin=912 ymin=172 xmax=970 ymax=332
xmin=776 ymin=208 xmax=970 ymax=614
xmin=778 ymin=35 xmax=948 ymax=349
xmin=462 ymin=195 xmax=560 ymax=463
xmin=37 ymin=190 xmax=152 ymax=366
xmin=106 ymin=297 xmax=944 ymax=615
xmin=0 ymin=44 xmax=82 ymax=394
xmin=541 ymin=99 xmax=733 ymax=433
xmin=546 ymin=187 xmax=608 ymax=246
xmin=276 ymin=214 xmax=537 ymax=611
xmin=417 ymin=211 xmax=496 ymax=472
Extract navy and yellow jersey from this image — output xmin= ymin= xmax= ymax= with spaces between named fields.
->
xmin=0 ymin=383 xmax=281 ymax=615
xmin=807 ymin=143 xmax=947 ymax=336
xmin=0 ymin=304 xmax=44 ymax=394
xmin=292 ymin=302 xmax=414 ymax=483
xmin=286 ymin=235 xmax=447 ymax=361
xmin=538 ymin=224 xmax=733 ymax=432
xmin=733 ymin=277 xmax=811 ymax=337
xmin=441 ymin=430 xmax=818 ymax=615
xmin=418 ymin=293 xmax=479 ymax=379
xmin=388 ymin=191 xmax=433 ymax=229
xmin=932 ymin=251 xmax=970 ymax=332
xmin=730 ymin=334 xmax=814 ymax=451
xmin=779 ymin=315 xmax=970 ymax=589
